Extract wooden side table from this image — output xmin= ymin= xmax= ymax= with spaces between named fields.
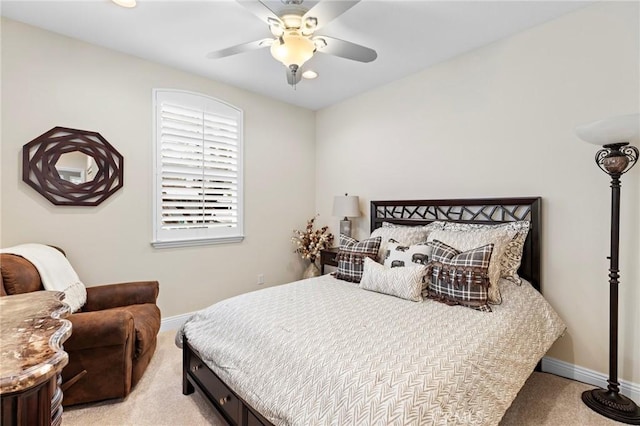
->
xmin=320 ymin=247 xmax=340 ymax=274
xmin=0 ymin=291 xmax=71 ymax=426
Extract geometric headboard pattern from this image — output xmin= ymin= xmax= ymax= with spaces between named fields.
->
xmin=370 ymin=197 xmax=542 ymax=292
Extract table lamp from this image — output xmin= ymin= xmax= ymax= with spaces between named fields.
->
xmin=332 ymin=194 xmax=360 ymax=238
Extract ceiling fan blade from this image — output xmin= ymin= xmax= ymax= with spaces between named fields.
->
xmin=237 ymin=1 xmax=283 ymax=27
xmin=315 ymin=36 xmax=377 ymax=63
xmin=286 ymin=67 xmax=302 ymax=85
xmin=206 ymin=38 xmax=273 ymax=59
xmin=302 ymin=1 xmax=359 ymax=31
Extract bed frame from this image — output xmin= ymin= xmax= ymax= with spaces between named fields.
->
xmin=182 ymin=197 xmax=542 ymax=426
xmin=370 ymin=197 xmax=541 ymax=292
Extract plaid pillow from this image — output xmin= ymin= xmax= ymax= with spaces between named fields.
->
xmin=441 ymin=221 xmax=531 ymax=285
xmin=426 ymin=240 xmax=494 ymax=312
xmin=334 ymin=235 xmax=382 ymax=283
xmin=427 ymin=227 xmax=516 ymax=304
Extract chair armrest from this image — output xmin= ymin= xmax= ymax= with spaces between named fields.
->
xmin=83 ymin=281 xmax=159 ymax=312
xmin=65 ymin=310 xmax=134 ymax=351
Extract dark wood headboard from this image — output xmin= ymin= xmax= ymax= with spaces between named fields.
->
xmin=370 ymin=197 xmax=541 ymax=292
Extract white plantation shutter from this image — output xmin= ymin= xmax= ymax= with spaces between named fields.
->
xmin=152 ymin=90 xmax=243 ymax=247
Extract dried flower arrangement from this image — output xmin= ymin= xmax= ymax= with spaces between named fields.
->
xmin=292 ymin=216 xmax=334 ymax=264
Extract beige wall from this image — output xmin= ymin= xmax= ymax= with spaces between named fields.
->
xmin=1 ymin=19 xmax=317 ymax=317
xmin=2 ymin=2 xmax=639 ymax=385
xmin=315 ymin=2 xmax=639 ymax=383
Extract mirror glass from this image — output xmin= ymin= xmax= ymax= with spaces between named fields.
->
xmin=55 ymin=151 xmax=98 ymax=184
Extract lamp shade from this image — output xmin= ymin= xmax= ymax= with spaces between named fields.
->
xmin=332 ymin=195 xmax=360 ymax=218
xmin=575 ymin=113 xmax=640 ymax=146
xmin=112 ymin=0 xmax=136 ymax=7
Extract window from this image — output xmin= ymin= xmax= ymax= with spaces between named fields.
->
xmin=152 ymin=89 xmax=243 ymax=248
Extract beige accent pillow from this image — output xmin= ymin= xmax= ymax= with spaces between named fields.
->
xmin=359 ymin=257 xmax=426 ymax=302
xmin=427 ymin=227 xmax=518 ymax=304
xmin=500 ymin=229 xmax=529 ymax=285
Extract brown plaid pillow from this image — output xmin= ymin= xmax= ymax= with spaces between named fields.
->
xmin=334 ymin=235 xmax=382 ymax=283
xmin=426 ymin=240 xmax=494 ymax=312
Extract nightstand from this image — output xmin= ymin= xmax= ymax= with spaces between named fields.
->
xmin=320 ymin=247 xmax=340 ymax=274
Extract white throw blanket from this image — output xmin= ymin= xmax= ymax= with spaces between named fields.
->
xmin=1 ymin=243 xmax=86 ymax=312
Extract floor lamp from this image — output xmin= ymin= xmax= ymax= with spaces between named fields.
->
xmin=576 ymin=113 xmax=640 ymax=425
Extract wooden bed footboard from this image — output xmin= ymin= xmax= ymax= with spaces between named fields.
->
xmin=183 ymin=338 xmax=274 ymax=426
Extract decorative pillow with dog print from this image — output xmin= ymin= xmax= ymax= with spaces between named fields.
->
xmin=383 ymin=240 xmax=432 ymax=269
xmin=369 ymin=226 xmax=430 ymax=263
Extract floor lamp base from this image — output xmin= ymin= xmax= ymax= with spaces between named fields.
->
xmin=582 ymin=388 xmax=640 ymax=424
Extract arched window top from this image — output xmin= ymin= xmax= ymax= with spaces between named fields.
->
xmin=152 ymin=89 xmax=244 ymax=248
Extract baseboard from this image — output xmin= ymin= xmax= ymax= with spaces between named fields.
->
xmin=160 ymin=312 xmax=194 ymax=332
xmin=542 ymin=356 xmax=640 ymax=402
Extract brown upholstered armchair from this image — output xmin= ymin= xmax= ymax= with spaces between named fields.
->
xmin=0 ymin=253 xmax=161 ymax=406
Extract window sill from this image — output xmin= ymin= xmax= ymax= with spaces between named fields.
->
xmin=151 ymin=236 xmax=244 ymax=249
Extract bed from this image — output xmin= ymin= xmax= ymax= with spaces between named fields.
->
xmin=177 ymin=197 xmax=565 ymax=426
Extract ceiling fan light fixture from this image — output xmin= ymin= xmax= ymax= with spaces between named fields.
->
xmin=282 ymin=14 xmax=302 ymax=29
xmin=270 ymin=24 xmax=284 ymax=37
xmin=207 ymin=0 xmax=378 ymax=88
xmin=112 ymin=0 xmax=136 ymax=8
xmin=270 ymin=31 xmax=315 ymax=68
xmin=313 ymin=37 xmax=327 ymax=50
xmin=302 ymin=70 xmax=318 ymax=79
xmin=302 ymin=17 xmax=318 ymax=35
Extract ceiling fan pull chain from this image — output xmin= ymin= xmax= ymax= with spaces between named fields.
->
xmin=288 ymin=64 xmax=299 ymax=89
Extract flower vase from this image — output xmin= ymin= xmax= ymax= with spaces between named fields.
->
xmin=303 ymin=261 xmax=320 ymax=279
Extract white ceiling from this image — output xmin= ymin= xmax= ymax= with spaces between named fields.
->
xmin=1 ymin=0 xmax=591 ymax=110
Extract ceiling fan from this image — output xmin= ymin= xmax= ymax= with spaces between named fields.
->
xmin=206 ymin=0 xmax=377 ymax=87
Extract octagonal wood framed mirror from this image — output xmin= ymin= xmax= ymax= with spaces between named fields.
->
xmin=22 ymin=127 xmax=124 ymax=206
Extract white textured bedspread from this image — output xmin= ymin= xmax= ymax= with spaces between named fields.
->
xmin=177 ymin=275 xmax=565 ymax=425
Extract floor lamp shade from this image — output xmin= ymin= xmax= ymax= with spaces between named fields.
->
xmin=332 ymin=194 xmax=360 ymax=238
xmin=575 ymin=114 xmax=639 ymax=146
xmin=576 ymin=113 xmax=639 ymax=425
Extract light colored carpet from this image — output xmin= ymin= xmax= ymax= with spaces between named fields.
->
xmin=63 ymin=331 xmax=622 ymax=425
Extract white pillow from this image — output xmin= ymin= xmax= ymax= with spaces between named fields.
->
xmin=383 ymin=240 xmax=431 ymax=268
xmin=370 ymin=222 xmax=442 ymax=263
xmin=359 ymin=257 xmax=426 ymax=302
xmin=427 ymin=227 xmax=518 ymax=304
